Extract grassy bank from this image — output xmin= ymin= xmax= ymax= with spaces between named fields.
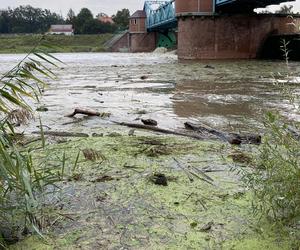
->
xmin=0 ymin=34 xmax=114 ymax=53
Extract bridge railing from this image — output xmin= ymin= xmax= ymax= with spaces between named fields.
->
xmin=144 ymin=0 xmax=176 ymax=31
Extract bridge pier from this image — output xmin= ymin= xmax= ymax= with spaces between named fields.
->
xmin=177 ymin=14 xmax=300 ymax=60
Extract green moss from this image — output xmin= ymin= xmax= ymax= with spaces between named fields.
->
xmin=224 ymin=235 xmax=292 ymax=250
xmin=9 ymin=236 xmax=53 ymax=250
xmin=10 ymin=132 xmax=299 ymax=249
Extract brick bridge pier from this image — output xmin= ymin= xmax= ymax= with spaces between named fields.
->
xmin=175 ymin=0 xmax=300 ymax=59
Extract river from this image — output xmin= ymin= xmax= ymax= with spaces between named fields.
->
xmin=2 ymin=52 xmax=300 ymax=249
xmin=1 ymin=52 xmax=300 ymax=134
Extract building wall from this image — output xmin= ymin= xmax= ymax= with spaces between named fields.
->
xmin=177 ymin=15 xmax=300 ymax=60
xmin=110 ymin=32 xmax=130 ymax=52
xmin=130 ymin=33 xmax=156 ymax=52
xmin=176 ymin=0 xmax=213 ymax=14
xmin=129 ymin=18 xmax=147 ymax=33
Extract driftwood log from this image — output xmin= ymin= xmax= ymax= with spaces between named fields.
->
xmin=112 ymin=121 xmax=205 ymax=140
xmin=66 ymin=108 xmax=101 ymax=118
xmin=184 ymin=122 xmax=261 ymax=145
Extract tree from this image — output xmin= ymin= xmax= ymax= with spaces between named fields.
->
xmin=74 ymin=8 xmax=94 ymax=34
xmin=66 ymin=8 xmax=76 ymax=22
xmin=66 ymin=8 xmax=76 ymax=27
xmin=0 ymin=5 xmax=64 ymax=34
xmin=98 ymin=22 xmax=117 ymax=33
xmin=113 ymin=8 xmax=130 ymax=30
xmin=0 ymin=10 xmax=10 ymax=33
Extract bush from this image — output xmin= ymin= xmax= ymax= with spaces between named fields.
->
xmin=243 ymin=112 xmax=300 ymax=223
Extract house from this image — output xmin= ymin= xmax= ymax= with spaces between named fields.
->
xmin=97 ymin=13 xmax=114 ymax=24
xmin=48 ymin=25 xmax=74 ymax=35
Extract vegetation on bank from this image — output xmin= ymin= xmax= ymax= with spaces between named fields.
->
xmin=0 ymin=40 xmax=64 ymax=248
xmin=0 ymin=34 xmax=113 ymax=53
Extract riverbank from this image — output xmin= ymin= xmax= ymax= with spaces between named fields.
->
xmin=0 ymin=34 xmax=113 ymax=53
xmin=7 ymin=129 xmax=297 ymax=249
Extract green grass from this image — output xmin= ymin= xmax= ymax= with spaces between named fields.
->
xmin=0 ymin=34 xmax=114 ymax=53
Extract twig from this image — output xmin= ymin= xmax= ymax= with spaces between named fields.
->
xmin=173 ymin=158 xmax=194 ymax=182
xmin=189 ymin=165 xmax=214 ymax=182
xmin=173 ymin=158 xmax=214 ymax=185
xmin=32 ymin=131 xmax=89 ymax=137
xmin=62 ymin=117 xmax=85 ymax=125
xmin=56 ymin=212 xmax=75 ymax=221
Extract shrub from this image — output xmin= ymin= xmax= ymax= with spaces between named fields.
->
xmin=244 ymin=112 xmax=300 ymax=223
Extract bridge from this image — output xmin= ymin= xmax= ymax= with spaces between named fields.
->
xmin=110 ymin=0 xmax=299 ymax=59
xmin=144 ymin=0 xmax=176 ymax=32
xmin=144 ymin=0 xmax=292 ymax=31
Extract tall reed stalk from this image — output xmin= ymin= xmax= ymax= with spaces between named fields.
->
xmin=0 ymin=36 xmax=61 ymax=245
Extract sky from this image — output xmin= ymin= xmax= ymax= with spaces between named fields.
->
xmin=0 ymin=0 xmax=300 ymax=17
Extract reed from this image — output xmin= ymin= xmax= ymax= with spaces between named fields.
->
xmin=0 ymin=36 xmax=62 ymax=244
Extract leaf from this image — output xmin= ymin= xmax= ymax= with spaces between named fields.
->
xmin=39 ymin=118 xmax=45 ymax=149
xmin=33 ymin=52 xmax=58 ymax=67
xmin=0 ymin=89 xmax=28 ymax=109
xmin=72 ymin=151 xmax=81 ymax=172
xmin=1 ymin=80 xmax=33 ymax=97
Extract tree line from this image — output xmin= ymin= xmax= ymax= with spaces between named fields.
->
xmin=0 ymin=5 xmax=130 ymax=34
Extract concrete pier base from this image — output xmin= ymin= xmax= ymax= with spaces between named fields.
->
xmin=177 ymin=14 xmax=300 ymax=60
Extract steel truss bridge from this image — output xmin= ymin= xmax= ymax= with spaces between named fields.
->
xmin=144 ymin=0 xmax=293 ymax=31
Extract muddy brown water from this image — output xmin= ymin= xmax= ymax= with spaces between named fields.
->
xmin=1 ymin=52 xmax=300 ymax=134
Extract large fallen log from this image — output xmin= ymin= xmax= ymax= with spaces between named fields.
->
xmin=184 ymin=122 xmax=261 ymax=145
xmin=112 ymin=121 xmax=205 ymax=140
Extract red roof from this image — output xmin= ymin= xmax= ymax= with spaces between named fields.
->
xmin=130 ymin=10 xmax=146 ymax=19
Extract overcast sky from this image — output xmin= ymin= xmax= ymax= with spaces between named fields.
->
xmin=0 ymin=0 xmax=299 ymax=17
